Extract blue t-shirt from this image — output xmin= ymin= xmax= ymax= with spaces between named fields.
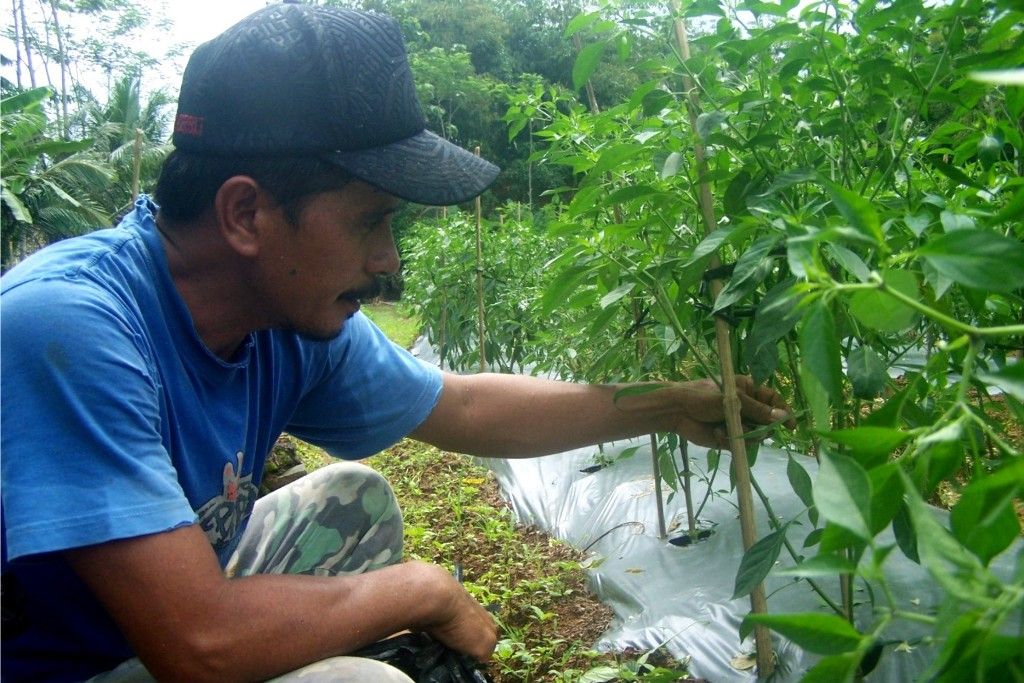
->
xmin=0 ymin=197 xmax=443 ymax=681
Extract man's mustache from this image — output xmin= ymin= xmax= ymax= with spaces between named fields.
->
xmin=342 ymin=276 xmax=384 ymax=303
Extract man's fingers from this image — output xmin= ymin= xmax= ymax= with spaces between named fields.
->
xmin=737 ymin=377 xmax=796 ymax=428
xmin=737 ymin=391 xmax=780 ymax=425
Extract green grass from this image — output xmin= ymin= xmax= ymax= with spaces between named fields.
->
xmin=362 ymin=301 xmax=422 ymax=349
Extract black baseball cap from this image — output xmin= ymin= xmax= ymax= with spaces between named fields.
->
xmin=171 ymin=3 xmax=499 ymax=206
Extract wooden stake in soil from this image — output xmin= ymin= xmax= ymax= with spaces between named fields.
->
xmin=679 ymin=440 xmax=696 ymax=537
xmin=633 ymin=301 xmax=668 ymax=539
xmin=474 ymin=147 xmax=487 ymax=373
xmin=670 ymin=4 xmax=775 ymax=675
xmin=131 ymin=128 xmax=143 ymax=203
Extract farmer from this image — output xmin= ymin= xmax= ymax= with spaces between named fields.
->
xmin=0 ymin=4 xmax=793 ymax=682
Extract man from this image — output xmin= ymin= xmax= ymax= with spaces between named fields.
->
xmin=0 ymin=4 xmax=793 ymax=681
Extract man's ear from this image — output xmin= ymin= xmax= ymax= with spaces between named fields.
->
xmin=213 ymin=176 xmax=272 ymax=258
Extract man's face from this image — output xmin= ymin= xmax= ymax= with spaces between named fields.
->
xmin=255 ymin=180 xmax=401 ymax=341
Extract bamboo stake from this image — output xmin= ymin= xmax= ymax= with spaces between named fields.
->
xmin=439 ymin=206 xmax=448 ymax=372
xmin=679 ymin=440 xmax=696 ymax=537
xmin=634 ymin=301 xmax=668 ymax=539
xmin=670 ymin=4 xmax=775 ymax=675
xmin=131 ymin=128 xmax=143 ymax=202
xmin=474 ymin=147 xmax=487 ymax=373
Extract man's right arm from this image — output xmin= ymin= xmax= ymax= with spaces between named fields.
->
xmin=67 ymin=524 xmax=497 ymax=682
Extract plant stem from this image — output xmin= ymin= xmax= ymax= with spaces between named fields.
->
xmin=832 ymin=281 xmax=1024 ymax=339
xmin=474 ymin=148 xmax=487 ymax=373
xmin=748 ymin=475 xmax=846 ymax=616
xmin=670 ymin=5 xmax=773 ymax=672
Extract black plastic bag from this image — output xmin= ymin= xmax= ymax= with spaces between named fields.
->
xmin=352 ymin=632 xmax=494 ymax=683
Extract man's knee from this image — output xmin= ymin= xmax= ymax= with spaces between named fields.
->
xmin=268 ymin=656 xmax=414 ymax=682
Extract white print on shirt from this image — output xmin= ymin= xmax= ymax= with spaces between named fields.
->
xmin=195 ymin=450 xmax=258 ymax=552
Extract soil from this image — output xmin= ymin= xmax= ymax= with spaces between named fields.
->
xmin=366 ymin=441 xmax=692 ymax=682
xmin=473 ymin=478 xmax=616 ymax=658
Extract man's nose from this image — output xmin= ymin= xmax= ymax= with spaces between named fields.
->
xmin=368 ymin=228 xmax=400 ymax=275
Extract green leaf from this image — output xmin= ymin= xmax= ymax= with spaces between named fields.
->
xmin=827 ymin=244 xmax=871 ymax=283
xmin=787 ymin=455 xmax=815 ymax=511
xmin=696 ymin=110 xmax=728 ymax=142
xmin=950 ymin=460 xmax=1024 ymax=566
xmin=823 ymin=181 xmax=883 ymax=245
xmin=800 ymin=653 xmax=859 ymax=683
xmin=989 ymin=185 xmax=1024 ymax=226
xmin=802 ymin=362 xmax=831 ymax=431
xmin=683 ymin=228 xmax=731 ymax=267
xmin=940 ymin=210 xmax=975 ymax=232
xmin=814 ymin=451 xmax=873 ymax=541
xmin=823 ymin=427 xmax=911 ymax=468
xmin=564 ymin=11 xmax=600 ymax=38
xmin=606 ymin=185 xmax=661 ymax=204
xmin=683 ymin=0 xmax=725 ymax=17
xmin=724 ymin=170 xmax=753 ymax=217
xmin=659 ymin=151 xmax=683 ymax=179
xmin=541 ymin=265 xmax=591 ymax=314
xmin=918 ymin=229 xmax=1024 ymax=293
xmin=573 ymin=41 xmax=606 ymax=91
xmin=713 ymin=234 xmax=781 ymax=312
xmin=740 ymin=612 xmax=864 ymax=655
xmin=818 ymin=522 xmax=867 ymax=558
xmin=745 ymin=335 xmax=779 ymax=385
xmin=28 ymin=138 xmax=93 ymax=158
xmin=0 ymin=86 xmax=54 ymax=115
xmin=904 ymin=212 xmax=930 ymax=237
xmin=929 ymin=157 xmax=986 ymax=190
xmin=747 ymin=279 xmax=803 ymax=373
xmin=733 ymin=526 xmax=787 ymax=598
xmin=591 ymin=143 xmax=643 ymax=176
xmin=863 ymin=381 xmax=916 ymax=427
xmin=757 ymin=169 xmax=817 ymax=198
xmin=900 ymin=471 xmax=994 ymax=607
xmin=868 ymin=463 xmax=904 ymax=535
xmin=976 ymin=363 xmax=1024 ymax=402
xmin=846 ymin=346 xmax=889 ymax=399
xmin=1 ymin=184 xmax=33 ymax=223
xmin=799 ymin=300 xmax=843 ymax=402
xmin=578 ymin=666 xmax=620 ymax=683
xmin=599 ymin=282 xmax=634 ymax=309
xmin=912 ymin=439 xmax=965 ymax=496
xmin=893 ymin=500 xmax=919 ymax=563
xmin=847 ymin=270 xmax=919 ymax=332
xmin=775 ymin=553 xmax=858 ymax=578
xmin=803 ymin=527 xmax=824 ymax=548
xmin=756 ymin=279 xmax=804 ymax=326
xmin=785 ymin=226 xmax=816 ymax=279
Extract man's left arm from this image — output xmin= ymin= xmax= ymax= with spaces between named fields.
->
xmin=411 ymin=372 xmax=794 ymax=458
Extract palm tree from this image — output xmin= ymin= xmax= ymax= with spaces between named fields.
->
xmin=1 ymin=87 xmax=112 ymax=271
xmin=86 ymin=74 xmax=172 ymax=216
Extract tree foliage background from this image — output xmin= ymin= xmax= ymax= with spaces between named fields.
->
xmin=2 ymin=0 xmax=635 ymax=269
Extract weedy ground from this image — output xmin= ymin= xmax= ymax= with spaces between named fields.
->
xmin=287 ymin=302 xmax=692 ymax=682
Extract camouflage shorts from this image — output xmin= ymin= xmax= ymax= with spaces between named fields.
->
xmin=89 ymin=462 xmax=413 ymax=683
xmin=227 ymin=461 xmax=404 ymax=578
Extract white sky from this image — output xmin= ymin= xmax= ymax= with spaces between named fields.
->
xmin=146 ymin=0 xmax=270 ymax=96
xmin=164 ymin=0 xmax=269 ymax=45
xmin=3 ymin=0 xmax=269 ymax=104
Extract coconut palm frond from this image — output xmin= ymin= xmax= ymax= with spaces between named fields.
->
xmin=33 ymin=205 xmax=102 ymax=240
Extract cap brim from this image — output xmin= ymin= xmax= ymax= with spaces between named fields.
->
xmin=322 ymin=130 xmax=499 ymax=206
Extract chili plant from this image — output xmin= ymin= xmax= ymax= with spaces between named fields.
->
xmin=520 ymin=0 xmax=1023 ymax=679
